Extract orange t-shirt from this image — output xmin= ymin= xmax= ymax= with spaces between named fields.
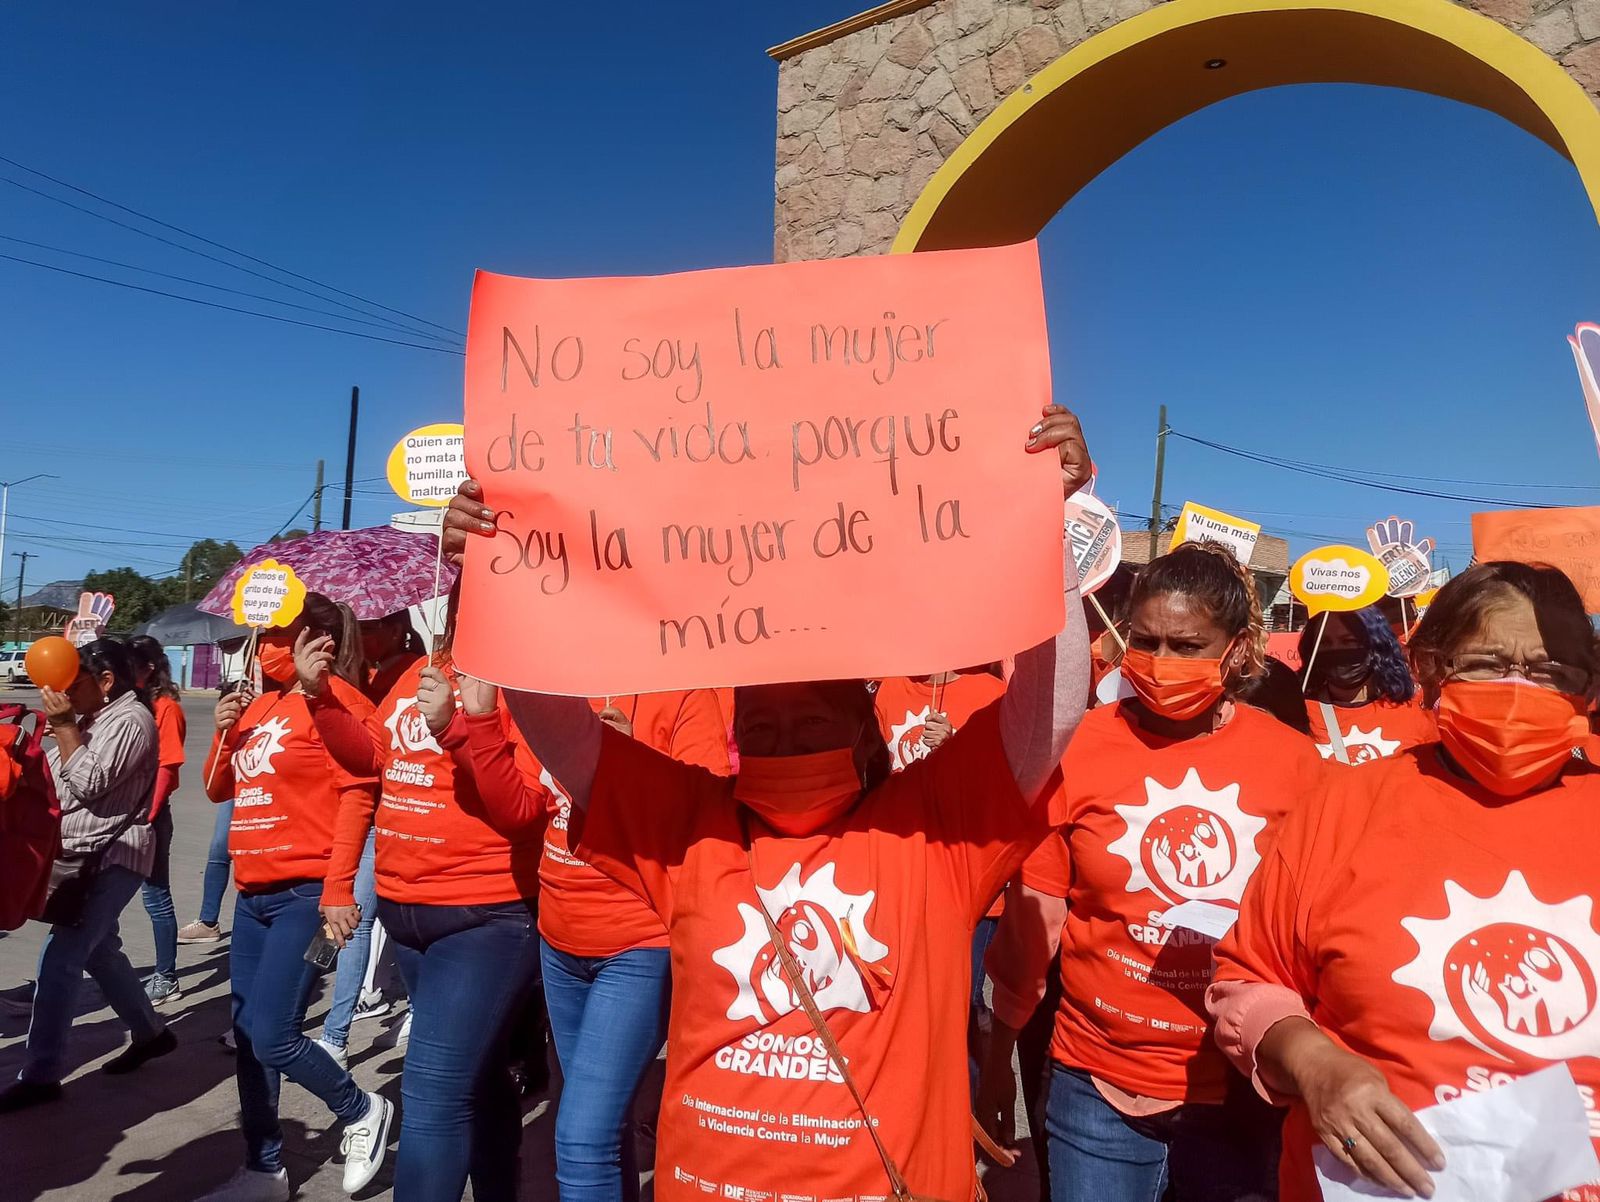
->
xmin=1304 ymin=696 xmax=1436 ymax=765
xmin=877 ymin=672 xmax=1010 ymax=919
xmin=1020 ymin=827 xmax=1072 ymax=899
xmin=1214 ymin=748 xmax=1600 ymax=1202
xmin=576 ymin=704 xmax=1062 ymax=1202
xmin=365 ymin=651 xmax=423 ymax=707
xmin=572 ymin=702 xmax=1057 ymax=1202
xmin=323 ymin=660 xmax=548 ymax=908
xmin=154 ymin=695 xmax=187 ymax=773
xmin=204 ymin=677 xmax=377 ymax=892
xmin=537 ymin=690 xmax=730 ymax=958
xmin=1051 ymin=702 xmax=1327 ymax=1102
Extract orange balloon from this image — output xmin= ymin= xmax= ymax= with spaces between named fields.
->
xmin=25 ymin=636 xmax=80 ymax=692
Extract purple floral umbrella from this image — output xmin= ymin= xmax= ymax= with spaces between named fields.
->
xmin=198 ymin=527 xmax=459 ymax=621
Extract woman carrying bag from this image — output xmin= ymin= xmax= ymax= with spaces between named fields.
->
xmin=0 ymin=639 xmax=174 ymax=1113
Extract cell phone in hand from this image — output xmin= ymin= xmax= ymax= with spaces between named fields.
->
xmin=304 ymin=924 xmax=339 ymax=971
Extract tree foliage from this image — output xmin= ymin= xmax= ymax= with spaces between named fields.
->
xmin=80 ymin=539 xmax=247 ymax=631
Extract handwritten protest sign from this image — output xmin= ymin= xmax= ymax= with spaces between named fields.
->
xmin=1290 ymin=545 xmax=1390 ymax=616
xmin=1473 ymin=506 xmax=1600 ymax=611
xmin=388 ymin=423 xmax=467 ymax=507
xmin=230 ymin=560 xmax=307 ymax=630
xmin=1173 ymin=501 xmax=1260 ymax=566
xmin=1366 ymin=516 xmax=1433 ymax=598
xmin=1567 ymin=323 xmax=1600 ymax=460
xmin=455 ymin=242 xmax=1063 ymax=695
xmin=1064 ymin=490 xmax=1120 ymax=596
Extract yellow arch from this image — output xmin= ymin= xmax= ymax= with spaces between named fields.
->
xmin=892 ymin=0 xmax=1600 ymax=253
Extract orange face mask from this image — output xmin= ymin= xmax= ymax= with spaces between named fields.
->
xmin=734 ymin=747 xmax=863 ymax=837
xmin=1437 ymin=680 xmax=1587 ymax=797
xmin=256 ymin=640 xmax=297 ymax=684
xmin=1121 ymin=647 xmax=1229 ymax=721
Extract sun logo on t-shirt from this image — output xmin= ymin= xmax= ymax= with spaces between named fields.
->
xmin=887 ymin=706 xmax=932 ymax=770
xmin=385 ymin=697 xmax=444 ymax=756
xmin=1105 ymin=768 xmax=1267 ymax=907
xmin=1317 ymin=725 xmax=1401 ymax=764
xmin=1394 ymin=871 xmax=1600 ymax=1064
xmin=710 ymin=862 xmax=889 ymax=1025
xmin=233 ymin=716 xmax=291 ymax=780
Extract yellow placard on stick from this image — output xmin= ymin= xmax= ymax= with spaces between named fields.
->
xmin=1172 ymin=501 xmax=1261 ymax=566
xmin=231 ymin=559 xmax=307 ymax=629
xmin=387 ymin=422 xmax=468 ymax=507
xmin=1289 ymin=544 xmax=1390 ymax=617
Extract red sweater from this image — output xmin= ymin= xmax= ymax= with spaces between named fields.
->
xmin=203 ymin=677 xmax=377 ymax=892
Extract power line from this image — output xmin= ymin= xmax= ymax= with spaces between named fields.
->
xmin=1167 ymin=431 xmax=1558 ymax=509
xmin=0 ymin=174 xmax=451 ymax=345
xmin=0 ymin=154 xmax=465 ymax=340
xmin=0 ymin=233 xmax=463 ymax=346
xmin=0 ymin=251 xmax=466 ymax=355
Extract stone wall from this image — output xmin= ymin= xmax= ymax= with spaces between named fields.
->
xmin=772 ymin=0 xmax=1600 ymax=262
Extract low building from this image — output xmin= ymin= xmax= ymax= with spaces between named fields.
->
xmin=1119 ymin=530 xmax=1293 ymax=630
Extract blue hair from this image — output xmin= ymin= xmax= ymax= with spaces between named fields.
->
xmin=1299 ymin=607 xmax=1415 ymax=703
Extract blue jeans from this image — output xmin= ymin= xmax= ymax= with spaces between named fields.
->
xmin=382 ymin=899 xmax=540 ymax=1202
xmin=199 ymin=799 xmax=234 ymax=926
xmin=141 ymin=808 xmax=177 ymax=977
xmin=21 ymin=865 xmax=165 ymax=1084
xmin=969 ymin=915 xmax=998 ymax=1098
xmin=1045 ymin=1065 xmax=1281 ymax=1202
xmin=540 ymin=939 xmax=671 ymax=1202
xmin=323 ymin=830 xmax=378 ymax=1049
xmin=230 ymin=881 xmax=369 ymax=1173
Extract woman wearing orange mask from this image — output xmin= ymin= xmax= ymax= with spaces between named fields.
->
xmin=1209 ymin=562 xmax=1600 ymax=1202
xmin=198 ymin=593 xmax=392 ymax=1202
xmin=978 ymin=541 xmax=1327 ymax=1202
xmin=439 ymin=404 xmax=1094 ymax=1202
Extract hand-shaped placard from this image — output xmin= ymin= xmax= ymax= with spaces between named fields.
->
xmin=1365 ymin=517 xmax=1433 ymax=599
xmin=63 ymin=591 xmax=116 ymax=646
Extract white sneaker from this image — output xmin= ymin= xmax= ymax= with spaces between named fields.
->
xmin=396 ymin=1011 xmax=412 ymax=1052
xmin=318 ymin=1037 xmax=348 ymax=1070
xmin=195 ymin=1166 xmax=290 ymax=1202
xmin=339 ymin=1092 xmax=392 ymax=1193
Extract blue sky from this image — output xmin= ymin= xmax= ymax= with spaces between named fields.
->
xmin=2 ymin=3 xmax=1598 ymax=601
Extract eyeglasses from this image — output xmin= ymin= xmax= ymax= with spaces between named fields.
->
xmin=1444 ymin=654 xmax=1592 ymax=695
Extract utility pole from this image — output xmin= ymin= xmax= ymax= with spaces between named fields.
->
xmin=12 ymin=551 xmax=33 ymax=648
xmin=313 ymin=459 xmax=326 ymax=532
xmin=1148 ymin=404 xmax=1169 ymax=541
xmin=341 ymin=386 xmax=359 ymax=530
xmin=0 ymin=474 xmax=58 ymax=596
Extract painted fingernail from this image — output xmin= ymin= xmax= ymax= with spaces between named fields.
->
xmin=1029 ymin=423 xmax=1043 ymax=435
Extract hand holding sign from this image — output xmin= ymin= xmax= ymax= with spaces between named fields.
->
xmin=1366 ymin=516 xmax=1433 ymax=598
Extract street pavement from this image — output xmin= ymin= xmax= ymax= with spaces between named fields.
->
xmin=0 ymin=685 xmax=1041 ymax=1202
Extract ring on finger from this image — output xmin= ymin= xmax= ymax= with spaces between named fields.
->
xmin=1342 ymin=1135 xmax=1360 ymax=1154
